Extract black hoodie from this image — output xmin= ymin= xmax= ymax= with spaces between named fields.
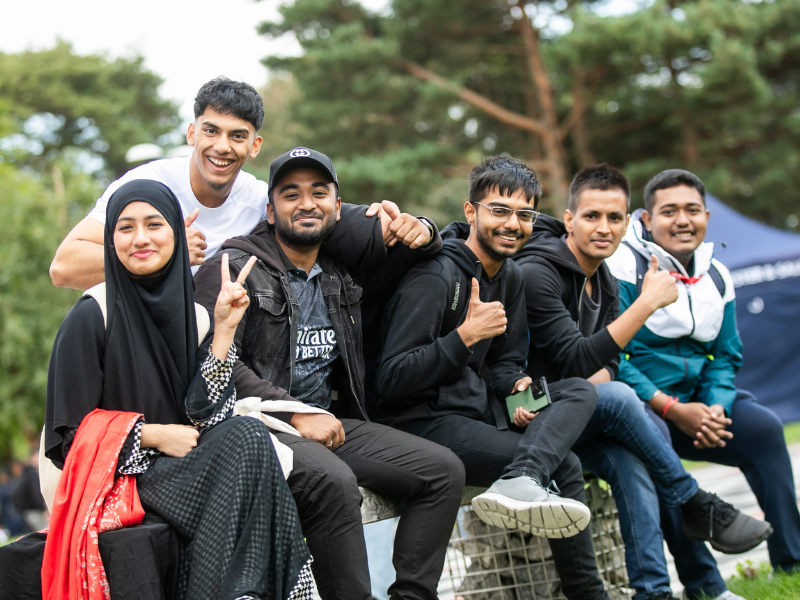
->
xmin=373 ymin=222 xmax=527 ymax=428
xmin=513 ymin=214 xmax=622 ymax=383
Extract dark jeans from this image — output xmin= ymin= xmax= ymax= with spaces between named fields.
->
xmin=400 ymin=377 xmax=609 ymax=600
xmin=274 ymin=419 xmax=465 ymax=600
xmin=649 ymin=391 xmax=800 ymax=599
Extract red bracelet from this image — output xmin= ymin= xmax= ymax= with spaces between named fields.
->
xmin=661 ymin=396 xmax=679 ymax=419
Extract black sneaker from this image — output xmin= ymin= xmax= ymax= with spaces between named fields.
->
xmin=682 ymin=489 xmax=773 ymax=554
xmin=646 ymin=593 xmax=679 ymax=600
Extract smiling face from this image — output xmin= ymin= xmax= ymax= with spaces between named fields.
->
xmin=267 ymin=167 xmax=341 ymax=248
xmin=465 ymin=186 xmax=534 ymax=272
xmin=187 ymin=108 xmax=263 ymax=204
xmin=113 ymin=201 xmax=175 ymax=276
xmin=642 ymin=184 xmax=709 ymax=269
xmin=565 ymin=188 xmax=630 ymax=276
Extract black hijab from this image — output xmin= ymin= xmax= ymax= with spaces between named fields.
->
xmin=46 ymin=180 xmax=198 ymax=462
xmin=103 ymin=179 xmax=198 ymax=399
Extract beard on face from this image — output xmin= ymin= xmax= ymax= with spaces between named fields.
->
xmin=476 ymin=223 xmax=522 ymax=261
xmin=274 ymin=210 xmax=337 ymax=247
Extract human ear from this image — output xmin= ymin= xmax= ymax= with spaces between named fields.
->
xmin=249 ymin=135 xmax=263 ymax=159
xmin=186 ymin=122 xmax=196 ymax=146
xmin=641 ymin=211 xmax=652 ymax=232
xmin=564 ymin=209 xmax=574 ymax=233
xmin=464 ymin=201 xmax=476 ymax=227
xmin=335 ymin=197 xmax=342 ymax=222
xmin=266 ymin=201 xmax=275 ymax=225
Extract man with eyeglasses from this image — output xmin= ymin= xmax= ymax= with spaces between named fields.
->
xmin=371 ymin=156 xmax=615 ymax=600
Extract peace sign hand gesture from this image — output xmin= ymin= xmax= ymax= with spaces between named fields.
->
xmin=214 ymin=253 xmax=257 ymax=333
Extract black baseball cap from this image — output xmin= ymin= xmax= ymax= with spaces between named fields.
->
xmin=268 ymin=147 xmax=339 ymax=201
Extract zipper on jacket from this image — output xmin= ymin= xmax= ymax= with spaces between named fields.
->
xmin=685 ymin=283 xmax=697 ymax=337
xmin=576 ymin=275 xmax=588 ymax=329
xmin=279 ymin=275 xmax=298 ymax=391
xmin=330 ymin=275 xmax=368 ymax=421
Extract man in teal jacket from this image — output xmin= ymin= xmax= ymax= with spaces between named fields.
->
xmin=607 ymin=169 xmax=800 ymax=580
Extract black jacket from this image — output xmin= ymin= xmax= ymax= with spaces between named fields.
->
xmin=193 ymin=204 xmax=441 ymax=422
xmin=513 ymin=215 xmax=622 ymax=382
xmin=373 ymin=222 xmax=527 ymax=428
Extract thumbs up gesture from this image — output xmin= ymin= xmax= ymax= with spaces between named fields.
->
xmin=641 ymin=255 xmax=679 ymax=310
xmin=184 ymin=208 xmax=207 ymax=266
xmin=456 ymin=278 xmax=507 ymax=347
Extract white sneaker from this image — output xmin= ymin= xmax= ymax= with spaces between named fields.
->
xmin=471 ymin=476 xmax=591 ymax=539
xmin=712 ymin=591 xmax=747 ymax=600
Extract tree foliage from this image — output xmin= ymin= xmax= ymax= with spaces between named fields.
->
xmin=0 ymin=45 xmax=180 ymax=460
xmin=0 ymin=163 xmax=95 ymax=459
xmin=0 ymin=41 xmax=180 ymax=179
xmin=258 ymin=0 xmax=800 ymax=227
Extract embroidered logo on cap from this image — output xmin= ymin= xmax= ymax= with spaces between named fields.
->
xmin=290 ymin=148 xmax=311 ymax=158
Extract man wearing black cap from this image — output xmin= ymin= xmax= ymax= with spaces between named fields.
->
xmin=193 ymin=147 xmax=466 ymax=600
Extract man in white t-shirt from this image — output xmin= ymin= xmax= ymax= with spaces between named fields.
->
xmin=50 ymin=76 xmax=269 ymax=289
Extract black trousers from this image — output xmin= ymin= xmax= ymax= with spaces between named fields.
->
xmin=274 ymin=419 xmax=465 ymax=600
xmin=400 ymin=377 xmax=609 ymax=600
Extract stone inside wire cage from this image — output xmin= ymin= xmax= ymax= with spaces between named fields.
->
xmin=442 ymin=478 xmax=633 ymax=600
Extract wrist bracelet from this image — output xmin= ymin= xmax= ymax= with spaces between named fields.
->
xmin=661 ymin=395 xmax=679 ymax=419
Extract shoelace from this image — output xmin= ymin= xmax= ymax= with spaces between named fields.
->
xmin=698 ymin=493 xmax=737 ymax=538
xmin=545 ymin=480 xmax=562 ymax=497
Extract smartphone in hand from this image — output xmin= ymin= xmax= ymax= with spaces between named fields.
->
xmin=505 ymin=377 xmax=552 ymax=421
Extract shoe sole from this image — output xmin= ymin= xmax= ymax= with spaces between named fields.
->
xmin=709 ymin=524 xmax=774 ymax=554
xmin=684 ymin=524 xmax=774 ymax=554
xmin=471 ymin=492 xmax=591 ymax=539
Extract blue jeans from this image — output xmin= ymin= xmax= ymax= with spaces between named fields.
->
xmin=650 ymin=391 xmax=800 ymax=598
xmin=573 ymin=382 xmax=700 ymax=600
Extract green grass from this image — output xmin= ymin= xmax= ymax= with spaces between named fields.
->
xmin=715 ymin=561 xmax=800 ymax=600
xmin=682 ymin=421 xmax=800 ymax=472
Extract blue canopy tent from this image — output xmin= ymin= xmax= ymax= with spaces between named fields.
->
xmin=706 ymin=195 xmax=800 ymax=422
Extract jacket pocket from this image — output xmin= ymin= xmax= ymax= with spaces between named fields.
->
xmin=256 ymin=294 xmax=286 ymax=316
xmin=341 ymin=275 xmax=363 ymax=304
xmin=245 ymin=294 xmax=290 ymax=362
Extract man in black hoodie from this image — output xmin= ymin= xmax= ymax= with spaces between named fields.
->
xmin=194 ymin=147 xmax=466 ymax=600
xmin=375 ymin=156 xmax=614 ymax=600
xmin=514 ymin=163 xmax=771 ymax=600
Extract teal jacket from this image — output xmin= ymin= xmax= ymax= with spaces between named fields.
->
xmin=605 ymin=211 xmax=742 ymax=415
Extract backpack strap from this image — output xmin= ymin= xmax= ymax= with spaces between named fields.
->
xmin=622 ymin=242 xmax=725 ymax=297
xmin=622 ymin=241 xmax=648 ymax=296
xmin=84 ymin=283 xmax=210 ymax=347
xmin=194 ymin=303 xmax=211 ymax=343
xmin=707 ymin=264 xmax=726 ymax=297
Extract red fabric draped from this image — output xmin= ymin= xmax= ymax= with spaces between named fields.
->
xmin=42 ymin=409 xmax=145 ymax=600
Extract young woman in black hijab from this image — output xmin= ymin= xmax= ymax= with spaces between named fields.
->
xmin=42 ymin=180 xmax=313 ymax=600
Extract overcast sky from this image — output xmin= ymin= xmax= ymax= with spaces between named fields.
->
xmin=2 ymin=0 xmax=297 ymax=124
xmin=3 ymin=0 xmax=640 ymax=128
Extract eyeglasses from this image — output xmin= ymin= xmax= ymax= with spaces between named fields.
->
xmin=473 ymin=202 xmax=539 ymax=224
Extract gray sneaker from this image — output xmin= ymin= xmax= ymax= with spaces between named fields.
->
xmin=471 ymin=477 xmax=591 ymax=538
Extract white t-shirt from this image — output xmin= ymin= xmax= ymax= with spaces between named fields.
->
xmin=87 ymin=156 xmax=268 ymax=271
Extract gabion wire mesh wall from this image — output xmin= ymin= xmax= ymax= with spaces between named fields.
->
xmin=443 ymin=478 xmax=633 ymax=600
